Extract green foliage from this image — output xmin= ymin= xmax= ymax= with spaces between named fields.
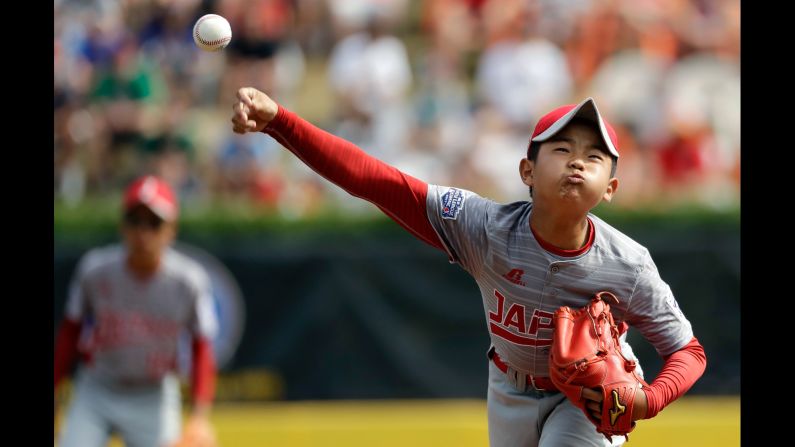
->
xmin=55 ymin=198 xmax=739 ymax=241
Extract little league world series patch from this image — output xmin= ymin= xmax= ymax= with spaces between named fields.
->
xmin=441 ymin=188 xmax=465 ymax=220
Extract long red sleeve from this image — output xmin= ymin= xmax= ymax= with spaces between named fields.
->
xmin=54 ymin=318 xmax=82 ymax=390
xmin=643 ymin=337 xmax=707 ymax=418
xmin=191 ymin=336 xmax=216 ymax=407
xmin=263 ymin=106 xmax=445 ymax=251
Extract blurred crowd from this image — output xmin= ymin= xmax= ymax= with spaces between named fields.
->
xmin=54 ymin=0 xmax=740 ymax=218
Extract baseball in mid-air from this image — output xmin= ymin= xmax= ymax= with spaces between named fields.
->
xmin=193 ymin=14 xmax=232 ymax=52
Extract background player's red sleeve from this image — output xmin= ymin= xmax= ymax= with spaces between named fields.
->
xmin=643 ymin=337 xmax=707 ymax=418
xmin=191 ymin=336 xmax=216 ymax=407
xmin=54 ymin=318 xmax=82 ymax=390
xmin=263 ymin=106 xmax=445 ymax=251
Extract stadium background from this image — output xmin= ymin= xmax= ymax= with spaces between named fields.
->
xmin=54 ymin=0 xmax=740 ymax=445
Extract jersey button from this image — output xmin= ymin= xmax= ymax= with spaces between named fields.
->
xmin=550 ymin=289 xmax=558 ymax=296
xmin=551 ymin=266 xmax=559 ymax=273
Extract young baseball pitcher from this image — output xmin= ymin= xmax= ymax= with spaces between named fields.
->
xmin=54 ymin=176 xmax=219 ymax=447
xmin=230 ymin=87 xmax=707 ymax=446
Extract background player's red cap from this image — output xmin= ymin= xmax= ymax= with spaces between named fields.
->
xmin=123 ymin=175 xmax=179 ymax=221
xmin=528 ymin=97 xmax=620 ymax=159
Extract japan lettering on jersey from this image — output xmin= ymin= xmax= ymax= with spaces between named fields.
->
xmin=65 ymin=245 xmax=218 ymax=382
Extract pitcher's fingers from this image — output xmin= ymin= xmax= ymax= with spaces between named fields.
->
xmin=233 ymin=102 xmax=249 ymax=122
xmin=230 ymin=113 xmax=245 ymax=129
xmin=237 ymin=88 xmax=256 ymax=107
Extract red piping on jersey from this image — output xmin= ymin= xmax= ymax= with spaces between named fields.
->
xmin=263 ymin=106 xmax=445 ymax=251
xmin=530 ymin=217 xmax=595 ymax=257
xmin=191 ymin=336 xmax=216 ymax=406
xmin=54 ymin=318 xmax=82 ymax=390
xmin=643 ymin=337 xmax=706 ymax=418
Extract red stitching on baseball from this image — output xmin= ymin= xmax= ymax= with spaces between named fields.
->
xmin=194 ymin=15 xmax=230 ymax=47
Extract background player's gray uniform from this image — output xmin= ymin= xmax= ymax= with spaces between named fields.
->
xmin=426 ymin=185 xmax=694 ymax=447
xmin=59 ymin=244 xmax=218 ymax=447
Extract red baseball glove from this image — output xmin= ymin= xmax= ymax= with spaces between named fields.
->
xmin=549 ymin=291 xmax=647 ymax=442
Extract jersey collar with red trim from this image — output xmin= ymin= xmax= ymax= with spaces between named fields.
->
xmin=530 ymin=217 xmax=595 ymax=257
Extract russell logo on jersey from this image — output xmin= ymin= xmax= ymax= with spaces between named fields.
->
xmin=503 ymin=269 xmax=526 ymax=286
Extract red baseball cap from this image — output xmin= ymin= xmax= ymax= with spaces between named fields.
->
xmin=528 ymin=97 xmax=619 ymax=159
xmin=123 ymin=176 xmax=179 ymax=222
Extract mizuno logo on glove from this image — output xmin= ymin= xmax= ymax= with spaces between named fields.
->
xmin=609 ymin=389 xmax=626 ymax=426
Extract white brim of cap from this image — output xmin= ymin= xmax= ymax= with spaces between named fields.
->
xmin=530 ymin=97 xmax=619 ymax=158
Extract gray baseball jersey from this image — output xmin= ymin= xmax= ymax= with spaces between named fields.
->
xmin=425 ymin=185 xmax=693 ymax=377
xmin=65 ymin=244 xmax=219 ymax=384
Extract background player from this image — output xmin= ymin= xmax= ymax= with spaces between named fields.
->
xmin=229 ymin=87 xmax=708 ymax=446
xmin=54 ymin=175 xmax=219 ymax=447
